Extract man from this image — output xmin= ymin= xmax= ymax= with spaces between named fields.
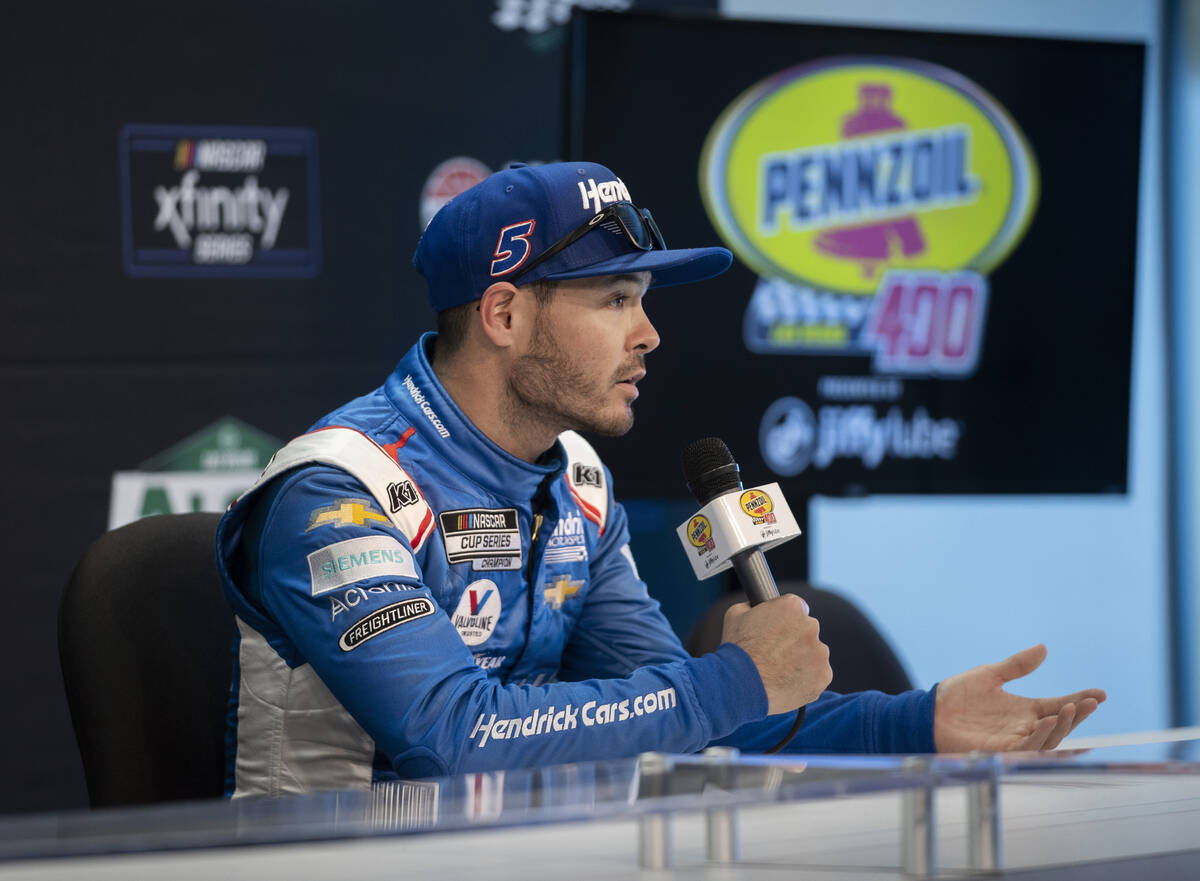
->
xmin=216 ymin=161 xmax=1104 ymax=798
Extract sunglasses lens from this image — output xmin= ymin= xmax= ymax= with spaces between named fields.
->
xmin=611 ymin=202 xmax=657 ymax=251
xmin=641 ymin=209 xmax=666 ymax=250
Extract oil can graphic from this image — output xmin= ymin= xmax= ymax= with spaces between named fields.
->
xmin=814 ymin=84 xmax=927 ymax=276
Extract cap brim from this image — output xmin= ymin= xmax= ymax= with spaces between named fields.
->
xmin=540 ymin=246 xmax=733 ymax=289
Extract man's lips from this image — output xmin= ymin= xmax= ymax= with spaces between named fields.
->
xmin=615 ymin=370 xmax=646 ymax=397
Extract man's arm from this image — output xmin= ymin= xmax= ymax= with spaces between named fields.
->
xmin=558 ymin=500 xmax=935 ymax=754
xmin=560 ymin=501 xmax=1102 ymax=754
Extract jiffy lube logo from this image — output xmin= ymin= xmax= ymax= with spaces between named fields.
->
xmin=701 ymin=58 xmax=1038 ymax=377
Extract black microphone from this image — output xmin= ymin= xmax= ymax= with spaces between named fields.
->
xmin=681 ymin=437 xmax=780 ymax=607
xmin=681 ymin=436 xmax=804 ymax=751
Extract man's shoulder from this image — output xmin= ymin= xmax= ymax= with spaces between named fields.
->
xmin=231 ymin=425 xmax=437 ymax=554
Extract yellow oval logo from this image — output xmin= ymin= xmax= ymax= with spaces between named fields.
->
xmin=739 ymin=490 xmax=774 ymax=518
xmin=687 ymin=515 xmax=713 ymax=548
xmin=700 ymin=58 xmax=1039 ymax=294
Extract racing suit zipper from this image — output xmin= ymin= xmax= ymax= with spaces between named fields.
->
xmin=523 ymin=511 xmax=546 ymax=599
xmin=507 ymin=475 xmax=556 ymax=682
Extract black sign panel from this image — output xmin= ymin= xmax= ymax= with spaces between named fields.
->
xmin=571 ymin=11 xmax=1143 ymax=496
xmin=120 ymin=124 xmax=320 ymax=278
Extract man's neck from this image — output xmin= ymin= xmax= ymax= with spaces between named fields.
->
xmin=431 ymin=345 xmax=559 ymax=464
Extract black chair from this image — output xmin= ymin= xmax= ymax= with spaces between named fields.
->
xmin=58 ymin=512 xmax=234 ymax=807
xmin=687 ymin=581 xmax=914 ymax=695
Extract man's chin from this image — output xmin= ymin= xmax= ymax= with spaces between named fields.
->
xmin=571 ymin=407 xmax=635 ymax=438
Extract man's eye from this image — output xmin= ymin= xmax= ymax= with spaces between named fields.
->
xmin=611 ymin=295 xmax=627 ymax=308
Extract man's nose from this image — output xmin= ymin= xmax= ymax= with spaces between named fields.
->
xmin=632 ymin=304 xmax=660 ymax=354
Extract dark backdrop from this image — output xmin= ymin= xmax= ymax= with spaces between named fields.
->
xmin=4 ymin=0 xmax=713 ymax=814
xmin=573 ymin=12 xmax=1143 ymax=498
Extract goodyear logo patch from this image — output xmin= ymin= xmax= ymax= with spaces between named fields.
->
xmin=306 ymin=498 xmax=389 ymax=531
xmin=701 ymin=58 xmax=1037 ymax=377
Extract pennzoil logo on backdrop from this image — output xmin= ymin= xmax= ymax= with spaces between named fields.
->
xmin=119 ymin=124 xmax=321 ymax=278
xmin=700 ymin=57 xmax=1038 ymax=378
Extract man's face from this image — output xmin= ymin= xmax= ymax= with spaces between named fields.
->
xmin=507 ymin=271 xmax=659 ymax=438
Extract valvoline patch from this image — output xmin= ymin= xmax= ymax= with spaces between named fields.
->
xmin=700 ymin=58 xmax=1039 ymax=294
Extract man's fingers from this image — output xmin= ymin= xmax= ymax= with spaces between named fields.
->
xmin=1041 ymin=703 xmax=1077 ymax=750
xmin=723 ymin=602 xmax=751 ymax=623
xmin=1020 ymin=713 xmax=1059 ymax=751
xmin=1064 ymin=698 xmax=1100 ymax=736
xmin=1034 ymin=688 xmax=1107 ymax=716
xmin=991 ymin=644 xmax=1047 ymax=683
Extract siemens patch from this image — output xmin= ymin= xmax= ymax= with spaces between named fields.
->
xmin=439 ymin=507 xmax=521 ymax=571
xmin=308 ymin=535 xmax=418 ymax=595
xmin=339 ymin=598 xmax=435 ymax=651
xmin=119 ymin=123 xmax=321 ymax=278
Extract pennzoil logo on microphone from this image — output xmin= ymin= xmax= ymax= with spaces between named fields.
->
xmin=687 ymin=515 xmax=715 ymax=554
xmin=739 ymin=490 xmax=776 ymax=525
xmin=119 ymin=123 xmax=321 ymax=278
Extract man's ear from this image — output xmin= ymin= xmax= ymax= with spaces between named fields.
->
xmin=478 ymin=282 xmax=517 ymax=346
xmin=479 ymin=282 xmax=536 ymax=348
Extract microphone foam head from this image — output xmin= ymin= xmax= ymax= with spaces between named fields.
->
xmin=681 ymin=437 xmax=742 ymax=505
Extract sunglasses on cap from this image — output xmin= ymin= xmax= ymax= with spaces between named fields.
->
xmin=509 ymin=200 xmax=667 ymax=283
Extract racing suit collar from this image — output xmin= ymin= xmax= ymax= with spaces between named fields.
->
xmin=384 ymin=332 xmax=564 ymax=501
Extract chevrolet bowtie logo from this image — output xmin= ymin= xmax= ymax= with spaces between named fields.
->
xmin=543 ymin=575 xmax=583 ymax=610
xmin=306 ymin=498 xmax=389 ymax=531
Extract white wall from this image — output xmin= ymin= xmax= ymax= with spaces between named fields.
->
xmin=723 ymin=0 xmax=1169 ymax=735
xmin=1175 ymin=0 xmax=1200 ymax=723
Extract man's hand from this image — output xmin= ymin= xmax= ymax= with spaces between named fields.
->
xmin=721 ymin=595 xmax=832 ymax=715
xmin=934 ymin=644 xmax=1106 ymax=752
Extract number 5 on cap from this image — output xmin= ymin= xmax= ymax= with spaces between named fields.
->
xmin=490 ymin=220 xmax=536 ymax=277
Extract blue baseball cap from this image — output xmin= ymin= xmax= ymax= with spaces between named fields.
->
xmin=413 ymin=161 xmax=733 ymax=312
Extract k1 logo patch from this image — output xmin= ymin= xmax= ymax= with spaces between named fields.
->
xmin=388 ymin=480 xmax=419 ymax=511
xmin=572 ymin=463 xmax=602 ymax=488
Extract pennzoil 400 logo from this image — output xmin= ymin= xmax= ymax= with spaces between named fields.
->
xmin=701 ymin=57 xmax=1038 ymax=378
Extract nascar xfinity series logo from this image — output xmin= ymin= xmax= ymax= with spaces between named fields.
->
xmin=700 ymin=58 xmax=1038 ymax=378
xmin=119 ymin=124 xmax=321 ymax=277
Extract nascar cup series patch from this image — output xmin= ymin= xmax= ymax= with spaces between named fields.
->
xmin=700 ymin=57 xmax=1038 ymax=377
xmin=439 ymin=507 xmax=522 ymax=571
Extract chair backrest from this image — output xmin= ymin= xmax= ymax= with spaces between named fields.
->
xmin=58 ymin=512 xmax=233 ymax=807
xmin=686 ymin=581 xmax=914 ymax=695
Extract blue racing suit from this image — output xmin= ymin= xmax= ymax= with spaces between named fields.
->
xmin=216 ymin=333 xmax=935 ymax=797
